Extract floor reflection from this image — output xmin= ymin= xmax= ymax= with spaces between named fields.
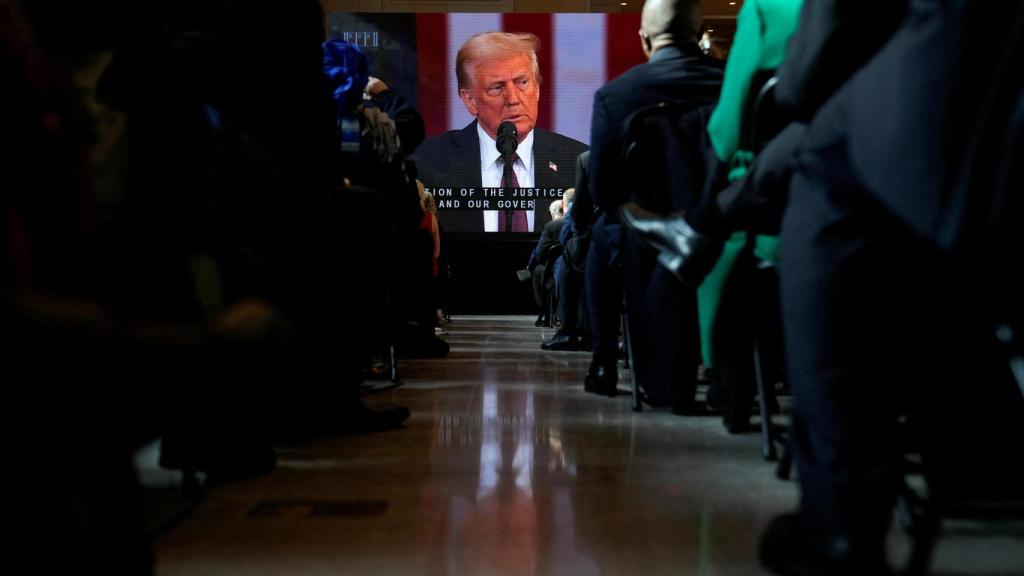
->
xmin=153 ymin=317 xmax=816 ymax=576
xmin=427 ymin=385 xmax=600 ymax=576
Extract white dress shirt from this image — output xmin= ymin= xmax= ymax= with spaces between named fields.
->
xmin=477 ymin=123 xmax=535 ymax=232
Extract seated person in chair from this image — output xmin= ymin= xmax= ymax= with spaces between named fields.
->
xmin=527 ymin=200 xmax=565 ymax=326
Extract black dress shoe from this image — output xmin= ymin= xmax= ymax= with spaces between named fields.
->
xmin=584 ymin=365 xmax=617 ymax=397
xmin=759 ymin=513 xmax=891 ymax=576
xmin=724 ymin=418 xmax=756 ymax=434
xmin=337 ymin=400 xmax=411 ymax=434
xmin=671 ymin=401 xmax=721 ymax=416
xmin=535 ymin=314 xmax=548 ymax=327
xmin=358 ymin=380 xmax=404 ymax=395
xmin=541 ymin=332 xmax=579 ymax=351
xmin=579 ymin=336 xmax=593 ymax=352
xmin=619 ymin=202 xmax=724 ymax=289
xmin=723 ymin=399 xmax=756 ymax=433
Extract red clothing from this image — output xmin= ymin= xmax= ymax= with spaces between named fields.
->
xmin=419 ymin=211 xmax=439 ymax=277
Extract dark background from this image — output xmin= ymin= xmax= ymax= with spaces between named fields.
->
xmin=446 ymin=234 xmax=539 ymax=315
xmin=326 ymin=13 xmax=420 ymax=111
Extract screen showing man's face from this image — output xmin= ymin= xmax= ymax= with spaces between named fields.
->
xmin=460 ymin=53 xmax=540 ymax=142
xmin=325 ymin=12 xmax=652 ymax=236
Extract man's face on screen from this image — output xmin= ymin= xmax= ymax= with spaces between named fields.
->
xmin=460 ymin=52 xmax=540 ymax=142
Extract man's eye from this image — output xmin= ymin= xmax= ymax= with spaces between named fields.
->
xmin=487 ymin=85 xmax=503 ymax=95
xmin=517 ymin=79 xmax=529 ymax=88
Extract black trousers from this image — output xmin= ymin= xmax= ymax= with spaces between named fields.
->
xmin=623 ymin=227 xmax=701 ymax=408
xmin=585 ymin=213 xmax=624 ymax=372
xmin=531 ymin=263 xmax=548 ymax=311
xmin=709 ymin=236 xmax=779 ymax=427
xmin=556 ymin=257 xmax=586 ymax=337
xmin=778 ymin=129 xmax=986 ymax=541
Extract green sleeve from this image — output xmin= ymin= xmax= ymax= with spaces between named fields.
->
xmin=707 ymin=0 xmax=805 ymax=164
xmin=707 ymin=0 xmax=764 ymax=163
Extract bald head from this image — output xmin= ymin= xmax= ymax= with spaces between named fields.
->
xmin=562 ymin=188 xmax=576 ymax=213
xmin=640 ymin=0 xmax=703 ymax=56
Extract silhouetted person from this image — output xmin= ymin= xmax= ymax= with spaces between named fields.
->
xmin=585 ymin=0 xmax=722 ymax=400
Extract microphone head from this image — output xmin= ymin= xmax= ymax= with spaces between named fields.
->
xmin=496 ymin=121 xmax=519 ymax=157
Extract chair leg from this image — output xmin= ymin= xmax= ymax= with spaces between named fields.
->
xmin=445 ymin=269 xmax=452 ymax=324
xmin=621 ymin=311 xmax=631 ymax=370
xmin=389 ymin=342 xmax=401 ymax=384
xmin=776 ymin=445 xmax=793 ymax=480
xmin=754 ymin=335 xmax=778 ymax=461
xmin=906 ymin=522 xmax=939 ymax=576
xmin=624 ymin=312 xmax=641 ymax=412
xmin=548 ymin=292 xmax=556 ymax=328
xmin=898 ymin=483 xmax=940 ymax=576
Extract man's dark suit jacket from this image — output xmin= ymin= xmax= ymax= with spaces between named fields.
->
xmin=585 ymin=44 xmax=722 ymax=409
xmin=411 ymin=120 xmax=589 ymax=233
xmin=588 ymin=45 xmax=723 ymax=211
xmin=535 ymin=217 xmax=564 ymax=266
xmin=775 ymin=0 xmax=1021 ymax=251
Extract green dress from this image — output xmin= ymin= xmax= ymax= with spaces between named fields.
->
xmin=697 ymin=0 xmax=803 ymax=368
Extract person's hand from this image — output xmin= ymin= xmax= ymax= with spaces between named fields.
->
xmin=364 ymin=76 xmax=388 ymax=98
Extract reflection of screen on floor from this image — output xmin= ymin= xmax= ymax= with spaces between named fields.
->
xmin=327 ymin=12 xmax=646 ymax=236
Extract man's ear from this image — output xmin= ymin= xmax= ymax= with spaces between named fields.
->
xmin=459 ymin=89 xmax=478 ymax=116
xmin=639 ymin=29 xmax=652 ymax=58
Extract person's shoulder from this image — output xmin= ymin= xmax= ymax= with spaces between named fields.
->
xmin=412 ymin=123 xmax=478 ymax=160
xmin=688 ymin=53 xmax=725 ymax=78
xmin=594 ymin=61 xmax=665 ymax=109
xmin=609 ymin=52 xmax=723 ymax=110
xmin=535 ymin=128 xmax=589 ymax=154
xmin=643 ymin=52 xmax=723 ymax=83
xmin=413 ymin=131 xmax=459 ymax=159
xmin=660 ymin=52 xmax=724 ymax=92
xmin=544 ymin=217 xmax=564 ymax=234
xmin=596 ymin=65 xmax=644 ymax=98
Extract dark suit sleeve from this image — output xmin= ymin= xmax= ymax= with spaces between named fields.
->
xmin=558 ymin=215 xmax=573 ymax=246
xmin=775 ymin=0 xmax=907 ymax=121
xmin=572 ymin=151 xmax=594 ymax=235
xmin=694 ymin=121 xmax=806 ymax=236
xmin=528 ymin=240 xmax=541 ymax=269
xmin=536 ymin=222 xmax=558 ymax=263
xmin=410 ymin=128 xmax=487 ymax=233
xmin=587 ymin=90 xmax=622 ymax=211
xmin=411 ymin=125 xmax=483 ymax=192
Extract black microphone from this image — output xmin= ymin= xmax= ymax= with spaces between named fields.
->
xmin=496 ymin=121 xmax=519 ymax=232
xmin=496 ymin=121 xmax=518 ymax=159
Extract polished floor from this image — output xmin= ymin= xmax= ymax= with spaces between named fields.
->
xmin=147 ymin=316 xmax=1023 ymax=576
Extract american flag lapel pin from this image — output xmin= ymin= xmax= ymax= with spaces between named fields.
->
xmin=549 ymin=161 xmax=558 ymax=172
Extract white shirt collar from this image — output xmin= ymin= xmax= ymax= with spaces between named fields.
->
xmin=477 ymin=122 xmax=535 ymax=175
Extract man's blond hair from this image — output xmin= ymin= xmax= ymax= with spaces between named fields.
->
xmin=456 ymin=32 xmax=543 ymax=91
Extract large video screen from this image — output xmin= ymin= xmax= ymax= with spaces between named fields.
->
xmin=326 ymin=13 xmax=646 ymax=235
